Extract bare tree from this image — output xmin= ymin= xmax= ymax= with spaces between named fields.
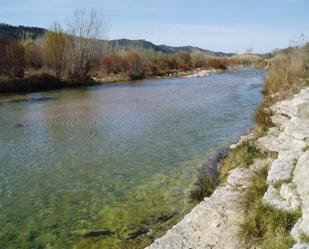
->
xmin=66 ymin=9 xmax=107 ymax=84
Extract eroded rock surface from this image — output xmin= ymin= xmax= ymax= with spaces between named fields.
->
xmin=146 ymin=159 xmax=269 ymax=249
xmin=260 ymin=88 xmax=309 ymax=248
xmin=146 ymin=88 xmax=309 ymax=249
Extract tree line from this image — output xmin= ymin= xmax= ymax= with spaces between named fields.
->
xmin=100 ymin=50 xmax=228 ymax=80
xmin=0 ymin=9 xmax=262 ymax=92
xmin=0 ymin=9 xmax=105 ymax=86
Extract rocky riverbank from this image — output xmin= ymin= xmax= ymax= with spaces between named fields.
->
xmin=92 ymin=68 xmax=224 ymax=83
xmin=146 ymin=87 xmax=309 ymax=249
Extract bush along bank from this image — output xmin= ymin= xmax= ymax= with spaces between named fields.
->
xmin=146 ymin=43 xmax=309 ymax=249
xmin=0 ymin=74 xmax=96 ymax=93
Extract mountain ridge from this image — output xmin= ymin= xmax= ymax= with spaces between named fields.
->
xmin=0 ymin=23 xmax=235 ymax=56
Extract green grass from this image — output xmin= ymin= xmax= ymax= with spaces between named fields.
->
xmin=240 ymin=165 xmax=302 ymax=249
xmin=219 ymin=140 xmax=264 ymax=183
xmin=300 ymin=233 xmax=309 ymax=243
xmin=237 ymin=43 xmax=309 ymax=249
xmin=189 ymin=173 xmax=219 ymax=203
xmin=302 ymin=145 xmax=309 ymax=152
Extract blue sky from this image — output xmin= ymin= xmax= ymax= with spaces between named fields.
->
xmin=1 ymin=0 xmax=308 ymax=53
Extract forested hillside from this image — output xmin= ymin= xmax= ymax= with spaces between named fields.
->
xmin=0 ymin=23 xmax=234 ymax=56
xmin=0 ymin=23 xmax=45 ymax=41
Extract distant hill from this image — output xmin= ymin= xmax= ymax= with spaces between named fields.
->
xmin=101 ymin=39 xmax=235 ymax=56
xmin=102 ymin=39 xmax=235 ymax=57
xmin=0 ymin=23 xmax=235 ymax=57
xmin=0 ymin=23 xmax=46 ymax=41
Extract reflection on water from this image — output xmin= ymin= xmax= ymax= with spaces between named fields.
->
xmin=0 ymin=68 xmax=264 ymax=248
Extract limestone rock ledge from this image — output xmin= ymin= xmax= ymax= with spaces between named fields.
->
xmin=146 ymin=159 xmax=269 ymax=249
xmin=146 ymin=87 xmax=309 ymax=249
xmin=259 ymin=88 xmax=309 ymax=248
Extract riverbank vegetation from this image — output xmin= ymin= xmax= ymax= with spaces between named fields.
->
xmin=0 ymin=9 xmax=105 ymax=92
xmin=0 ymin=12 xmax=266 ymax=92
xmin=0 ymin=36 xmax=262 ymax=92
xmin=239 ymin=37 xmax=309 ymax=249
xmin=190 ymin=38 xmax=309 ymax=199
xmin=97 ymin=51 xmax=264 ymax=81
xmin=240 ymin=165 xmax=301 ymax=249
xmin=189 ymin=38 xmax=309 ymax=248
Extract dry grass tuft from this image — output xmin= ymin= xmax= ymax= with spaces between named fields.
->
xmin=263 ymin=43 xmax=309 ymax=105
xmin=219 ymin=140 xmax=263 ymax=183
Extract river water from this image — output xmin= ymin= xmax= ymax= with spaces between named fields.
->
xmin=0 ymin=67 xmax=264 ymax=248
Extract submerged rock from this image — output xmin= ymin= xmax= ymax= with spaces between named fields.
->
xmin=4 ymin=95 xmax=56 ymax=104
xmin=14 ymin=122 xmax=24 ymax=128
xmin=29 ymin=95 xmax=55 ymax=102
xmin=78 ymin=229 xmax=115 ymax=238
xmin=156 ymin=213 xmax=176 ymax=224
xmin=146 ymin=158 xmax=269 ymax=249
xmin=127 ymin=227 xmax=149 ymax=239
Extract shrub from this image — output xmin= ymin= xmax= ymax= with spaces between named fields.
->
xmin=206 ymin=56 xmax=228 ymax=70
xmin=263 ymin=44 xmax=308 ymax=103
xmin=255 ymin=104 xmax=273 ymax=130
xmin=189 ymin=149 xmax=227 ymax=202
xmin=0 ymin=37 xmax=9 ymax=75
xmin=142 ymin=51 xmax=169 ymax=76
xmin=0 ymin=73 xmax=65 ymax=92
xmin=175 ymin=51 xmax=192 ymax=70
xmin=6 ymin=41 xmax=25 ymax=78
xmin=101 ymin=52 xmax=125 ymax=74
xmin=22 ymin=39 xmax=43 ymax=69
xmin=124 ymin=51 xmax=146 ymax=79
xmin=191 ymin=52 xmax=207 ymax=68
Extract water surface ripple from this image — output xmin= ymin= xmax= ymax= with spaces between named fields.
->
xmin=0 ymin=68 xmax=264 ymax=248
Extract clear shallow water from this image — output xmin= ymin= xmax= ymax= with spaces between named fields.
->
xmin=0 ymin=68 xmax=264 ymax=248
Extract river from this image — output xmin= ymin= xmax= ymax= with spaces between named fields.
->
xmin=0 ymin=67 xmax=264 ymax=248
